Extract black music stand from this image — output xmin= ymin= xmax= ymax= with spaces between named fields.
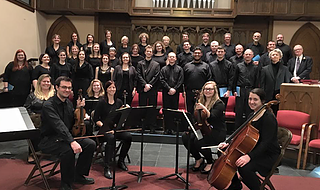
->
xmin=158 ymin=109 xmax=191 ymax=186
xmin=96 ymin=107 xmax=131 ymax=190
xmin=126 ymin=106 xmax=157 ymax=183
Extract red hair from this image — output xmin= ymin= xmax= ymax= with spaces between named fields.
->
xmin=12 ymin=49 xmax=28 ymax=71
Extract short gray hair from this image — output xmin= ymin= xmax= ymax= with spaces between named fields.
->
xmin=269 ymin=48 xmax=283 ymax=59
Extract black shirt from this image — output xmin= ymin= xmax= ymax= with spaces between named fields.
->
xmin=97 ymin=66 xmax=113 ymax=85
xmin=229 ymin=54 xmax=244 ymax=67
xmin=221 ymin=43 xmax=236 ymax=60
xmin=205 ymin=51 xmax=217 ymax=64
xmin=67 ymin=56 xmax=78 ymax=67
xmin=160 ymin=64 xmax=184 ymax=91
xmin=233 ymin=61 xmax=259 ymax=91
xmin=276 ymin=43 xmax=293 ymax=65
xmin=45 ymin=45 xmax=64 ymax=66
xmin=50 ymin=62 xmax=72 ymax=83
xmin=176 ymin=43 xmax=194 ymax=55
xmin=259 ymin=52 xmax=271 ymax=68
xmin=177 ymin=51 xmax=193 ymax=68
xmin=131 ymin=55 xmax=144 ymax=69
xmin=246 ymin=42 xmax=265 ymax=56
xmin=24 ymin=93 xmax=46 ymax=114
xmin=82 ymin=44 xmax=93 ymax=58
xmin=93 ymin=98 xmax=123 ymax=132
xmin=199 ymin=43 xmax=211 ymax=61
xmin=88 ymin=57 xmax=101 ymax=69
xmin=209 ymin=59 xmax=234 ymax=90
xmin=117 ymin=46 xmax=131 ymax=58
xmin=110 ymin=57 xmax=120 ymax=68
xmin=138 ymin=44 xmax=147 ymax=58
xmin=73 ymin=61 xmax=93 ymax=81
xmin=40 ymin=95 xmax=74 ymax=143
xmin=100 ymin=40 xmax=115 ymax=55
xmin=32 ymin=65 xmax=50 ymax=81
xmin=152 ymin=54 xmax=167 ymax=69
xmin=164 ymin=46 xmax=173 ymax=56
xmin=67 ymin=41 xmax=82 ymax=54
xmin=184 ymin=61 xmax=212 ymax=90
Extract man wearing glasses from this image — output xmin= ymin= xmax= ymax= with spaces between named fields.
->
xmin=287 ymin=44 xmax=313 ymax=83
xmin=39 ymin=76 xmax=96 ymax=190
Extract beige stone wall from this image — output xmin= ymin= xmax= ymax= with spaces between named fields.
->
xmin=273 ymin=21 xmax=320 ymax=45
xmin=0 ymin=1 xmax=47 ymax=72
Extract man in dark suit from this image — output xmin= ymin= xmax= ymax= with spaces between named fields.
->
xmin=276 ymin=34 xmax=293 ymax=65
xmin=137 ymin=45 xmax=160 ymax=133
xmin=287 ymin=44 xmax=313 ymax=83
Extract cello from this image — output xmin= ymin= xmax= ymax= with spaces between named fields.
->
xmin=207 ymin=99 xmax=279 ymax=190
xmin=72 ymin=89 xmax=86 ymax=137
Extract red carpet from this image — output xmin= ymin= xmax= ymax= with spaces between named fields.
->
xmin=0 ymin=159 xmax=319 ymax=190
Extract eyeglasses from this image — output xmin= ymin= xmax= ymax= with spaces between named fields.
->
xmin=60 ymin=86 xmax=72 ymax=90
xmin=204 ymin=88 xmax=214 ymax=91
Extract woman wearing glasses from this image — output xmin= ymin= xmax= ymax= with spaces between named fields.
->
xmin=182 ymin=81 xmax=227 ymax=174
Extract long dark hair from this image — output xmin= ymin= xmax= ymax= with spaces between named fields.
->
xmin=250 ymin=88 xmax=266 ymax=104
xmin=103 ymin=80 xmax=116 ymax=102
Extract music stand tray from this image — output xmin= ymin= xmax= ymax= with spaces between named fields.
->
xmin=96 ymin=107 xmax=132 ymax=190
xmin=126 ymin=106 xmax=157 ymax=183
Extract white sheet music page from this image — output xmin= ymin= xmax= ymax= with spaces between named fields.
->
xmin=0 ymin=108 xmax=28 ymax=132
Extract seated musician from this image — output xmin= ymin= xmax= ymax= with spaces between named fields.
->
xmin=182 ymin=81 xmax=227 ymax=174
xmin=38 ymin=76 xmax=96 ymax=190
xmin=84 ymin=79 xmax=105 ymax=134
xmin=220 ymin=88 xmax=280 ymax=190
xmin=93 ymin=80 xmax=132 ymax=179
xmin=24 ymin=74 xmax=55 ymax=163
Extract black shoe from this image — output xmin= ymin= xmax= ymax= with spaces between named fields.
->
xmin=74 ymin=175 xmax=95 ymax=185
xmin=226 ymin=181 xmax=243 ymax=190
xmin=104 ymin=167 xmax=113 ymax=179
xmin=60 ymin=182 xmax=73 ymax=190
xmin=118 ymin=161 xmax=128 ymax=171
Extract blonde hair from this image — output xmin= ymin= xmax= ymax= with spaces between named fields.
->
xmin=198 ymin=81 xmax=220 ymax=110
xmin=90 ymin=43 xmax=101 ymax=58
xmin=87 ymin=79 xmax=105 ymax=97
xmin=34 ymin=74 xmax=55 ymax=100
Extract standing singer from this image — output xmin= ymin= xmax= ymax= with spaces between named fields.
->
xmin=182 ymin=81 xmax=226 ymax=174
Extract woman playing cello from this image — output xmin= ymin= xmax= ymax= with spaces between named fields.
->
xmin=182 ymin=81 xmax=227 ymax=174
xmin=219 ymin=88 xmax=280 ymax=190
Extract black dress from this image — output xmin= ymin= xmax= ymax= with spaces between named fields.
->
xmin=110 ymin=58 xmax=120 ymax=68
xmin=152 ymin=54 xmax=167 ymax=69
xmin=93 ymin=98 xmax=132 ymax=165
xmin=45 ymin=45 xmax=64 ymax=66
xmin=3 ymin=62 xmax=33 ymax=107
xmin=97 ymin=66 xmax=113 ymax=85
xmin=32 ymin=65 xmax=50 ymax=81
xmin=72 ymin=61 xmax=94 ymax=100
xmin=131 ymin=55 xmax=144 ymax=69
xmin=88 ymin=57 xmax=101 ymax=69
xmin=66 ymin=41 xmax=82 ymax=55
xmin=50 ymin=62 xmax=73 ymax=84
xmin=67 ymin=56 xmax=78 ymax=67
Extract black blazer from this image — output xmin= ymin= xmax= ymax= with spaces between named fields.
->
xmin=287 ymin=56 xmax=313 ymax=80
xmin=113 ymin=65 xmax=137 ymax=92
xmin=136 ymin=59 xmax=160 ymax=92
xmin=260 ymin=63 xmax=291 ymax=101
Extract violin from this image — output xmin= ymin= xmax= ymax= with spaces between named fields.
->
xmin=193 ymin=90 xmax=211 ymax=136
xmin=207 ymin=99 xmax=279 ymax=190
xmin=72 ymin=89 xmax=86 ymax=137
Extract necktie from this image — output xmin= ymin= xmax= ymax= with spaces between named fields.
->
xmin=296 ymin=58 xmax=301 ymax=71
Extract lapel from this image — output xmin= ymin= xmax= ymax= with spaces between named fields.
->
xmin=145 ymin=60 xmax=153 ymax=76
xmin=297 ymin=56 xmax=306 ymax=74
xmin=276 ymin=65 xmax=284 ymax=80
xmin=267 ymin=65 xmax=275 ymax=81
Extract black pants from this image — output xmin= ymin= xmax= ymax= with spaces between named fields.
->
xmin=39 ymin=137 xmax=96 ymax=185
xmin=100 ymin=131 xmax=132 ymax=166
xmin=117 ymin=89 xmax=133 ymax=106
xmin=163 ymin=90 xmax=180 ymax=131
xmin=182 ymin=128 xmax=226 ymax=164
xmin=235 ymin=88 xmax=252 ymax=129
xmin=138 ymin=89 xmax=158 ymax=129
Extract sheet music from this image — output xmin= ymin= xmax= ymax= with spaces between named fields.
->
xmin=0 ymin=108 xmax=28 ymax=132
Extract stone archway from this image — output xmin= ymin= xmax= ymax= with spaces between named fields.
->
xmin=290 ymin=23 xmax=320 ymax=80
xmin=47 ymin=16 xmax=79 ymax=47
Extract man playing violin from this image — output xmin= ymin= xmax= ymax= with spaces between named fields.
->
xmin=38 ymin=76 xmax=96 ymax=190
xmin=182 ymin=81 xmax=226 ymax=174
xmin=219 ymin=88 xmax=280 ymax=190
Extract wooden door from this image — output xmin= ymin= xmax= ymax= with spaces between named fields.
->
xmin=47 ymin=16 xmax=79 ymax=48
xmin=290 ymin=23 xmax=320 ymax=80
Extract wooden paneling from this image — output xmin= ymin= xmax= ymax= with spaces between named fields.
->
xmin=290 ymin=0 xmax=305 ymax=14
xmin=306 ymin=0 xmax=320 ymax=15
xmin=273 ymin=0 xmax=288 ymax=14
xmin=237 ymin=0 xmax=255 ymax=14
xmin=37 ymin=0 xmax=53 ymax=9
xmin=69 ymin=0 xmax=82 ymax=9
xmin=114 ymin=0 xmax=128 ymax=11
xmin=99 ymin=0 xmax=112 ymax=10
xmin=83 ymin=0 xmax=96 ymax=10
xmin=256 ymin=0 xmax=272 ymax=14
xmin=54 ymin=0 xmax=68 ymax=9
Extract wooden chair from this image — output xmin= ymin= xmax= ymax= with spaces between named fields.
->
xmin=259 ymin=127 xmax=292 ymax=190
xmin=276 ymin=110 xmax=310 ymax=169
xmin=302 ymin=122 xmax=320 ymax=169
xmin=24 ymin=151 xmax=60 ymax=190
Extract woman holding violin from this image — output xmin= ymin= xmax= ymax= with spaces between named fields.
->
xmin=218 ymin=88 xmax=280 ymax=190
xmin=182 ymin=81 xmax=227 ymax=174
xmin=93 ymin=80 xmax=132 ymax=179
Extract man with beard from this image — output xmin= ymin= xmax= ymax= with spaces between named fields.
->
xmin=136 ymin=45 xmax=160 ymax=133
xmin=184 ymin=47 xmax=212 ymax=113
xmin=259 ymin=40 xmax=276 ymax=68
xmin=198 ymin=33 xmax=211 ymax=61
xmin=221 ymin=33 xmax=236 ymax=60
xmin=229 ymin=44 xmax=244 ymax=67
xmin=232 ymin=49 xmax=260 ymax=129
xmin=246 ymin=32 xmax=264 ymax=57
xmin=276 ymin=34 xmax=293 ymax=65
xmin=205 ymin=41 xmax=219 ymax=64
xmin=176 ymin=32 xmax=194 ymax=55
